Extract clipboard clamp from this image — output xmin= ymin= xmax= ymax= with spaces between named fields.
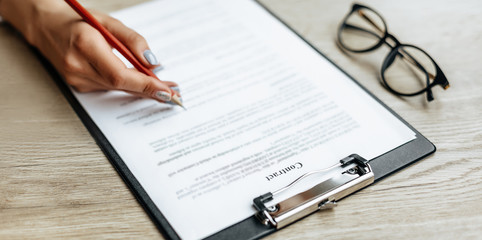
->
xmin=253 ymin=154 xmax=374 ymax=229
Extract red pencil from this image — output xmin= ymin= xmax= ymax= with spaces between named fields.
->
xmin=64 ymin=0 xmax=184 ymax=108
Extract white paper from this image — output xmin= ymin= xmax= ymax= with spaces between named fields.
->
xmin=73 ymin=0 xmax=415 ymax=239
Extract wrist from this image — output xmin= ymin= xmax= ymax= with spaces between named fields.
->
xmin=0 ymin=0 xmax=65 ymax=46
xmin=0 ymin=0 xmax=36 ymax=44
xmin=0 ymin=0 xmax=5 ymax=21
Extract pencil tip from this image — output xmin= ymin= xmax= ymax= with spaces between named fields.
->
xmin=170 ymin=95 xmax=186 ymax=110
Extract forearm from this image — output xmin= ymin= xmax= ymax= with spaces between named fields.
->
xmin=0 ymin=0 xmax=65 ymax=45
xmin=0 ymin=0 xmax=177 ymax=101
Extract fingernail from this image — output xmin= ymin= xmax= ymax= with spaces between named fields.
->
xmin=153 ymin=65 xmax=164 ymax=73
xmin=154 ymin=91 xmax=171 ymax=102
xmin=170 ymin=86 xmax=180 ymax=93
xmin=143 ymin=50 xmax=160 ymax=65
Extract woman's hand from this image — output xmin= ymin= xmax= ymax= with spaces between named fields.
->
xmin=0 ymin=0 xmax=180 ymax=103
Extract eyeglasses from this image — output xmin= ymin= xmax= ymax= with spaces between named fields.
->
xmin=337 ymin=3 xmax=450 ymax=101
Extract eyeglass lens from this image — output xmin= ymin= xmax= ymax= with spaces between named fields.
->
xmin=339 ymin=6 xmax=441 ymax=96
xmin=339 ymin=7 xmax=386 ymax=52
xmin=383 ymin=46 xmax=437 ymax=95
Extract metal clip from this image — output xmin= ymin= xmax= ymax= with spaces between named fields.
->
xmin=253 ymin=154 xmax=374 ymax=229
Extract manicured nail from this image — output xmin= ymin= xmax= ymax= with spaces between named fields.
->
xmin=154 ymin=91 xmax=171 ymax=102
xmin=143 ymin=50 xmax=160 ymax=65
xmin=170 ymin=86 xmax=180 ymax=93
xmin=153 ymin=65 xmax=164 ymax=73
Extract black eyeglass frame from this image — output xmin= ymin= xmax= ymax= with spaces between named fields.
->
xmin=337 ymin=3 xmax=450 ymax=101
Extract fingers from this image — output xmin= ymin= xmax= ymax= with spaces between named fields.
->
xmin=100 ymin=14 xmax=161 ymax=69
xmin=60 ymin=43 xmax=111 ymax=91
xmin=74 ymin=29 xmax=177 ymax=102
xmin=62 ymin=13 xmax=180 ymax=103
xmin=62 ymin=49 xmax=108 ymax=87
xmin=66 ymin=75 xmax=107 ymax=92
xmin=162 ymin=81 xmax=181 ymax=97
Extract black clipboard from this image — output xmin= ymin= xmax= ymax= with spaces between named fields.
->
xmin=37 ymin=1 xmax=435 ymax=239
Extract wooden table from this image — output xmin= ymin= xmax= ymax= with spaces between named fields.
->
xmin=1 ymin=0 xmax=481 ymax=239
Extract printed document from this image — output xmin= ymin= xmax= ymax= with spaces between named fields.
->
xmin=73 ymin=0 xmax=415 ymax=239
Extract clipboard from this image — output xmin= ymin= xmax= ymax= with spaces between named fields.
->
xmin=36 ymin=0 xmax=435 ymax=239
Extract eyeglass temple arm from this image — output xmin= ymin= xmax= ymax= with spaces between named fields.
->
xmin=357 ymin=10 xmax=384 ymax=34
xmin=398 ymin=49 xmax=437 ymax=80
xmin=343 ymin=24 xmax=383 ymax=41
xmin=357 ymin=10 xmax=437 ymax=80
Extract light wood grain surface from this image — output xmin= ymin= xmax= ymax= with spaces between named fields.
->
xmin=1 ymin=0 xmax=481 ymax=239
